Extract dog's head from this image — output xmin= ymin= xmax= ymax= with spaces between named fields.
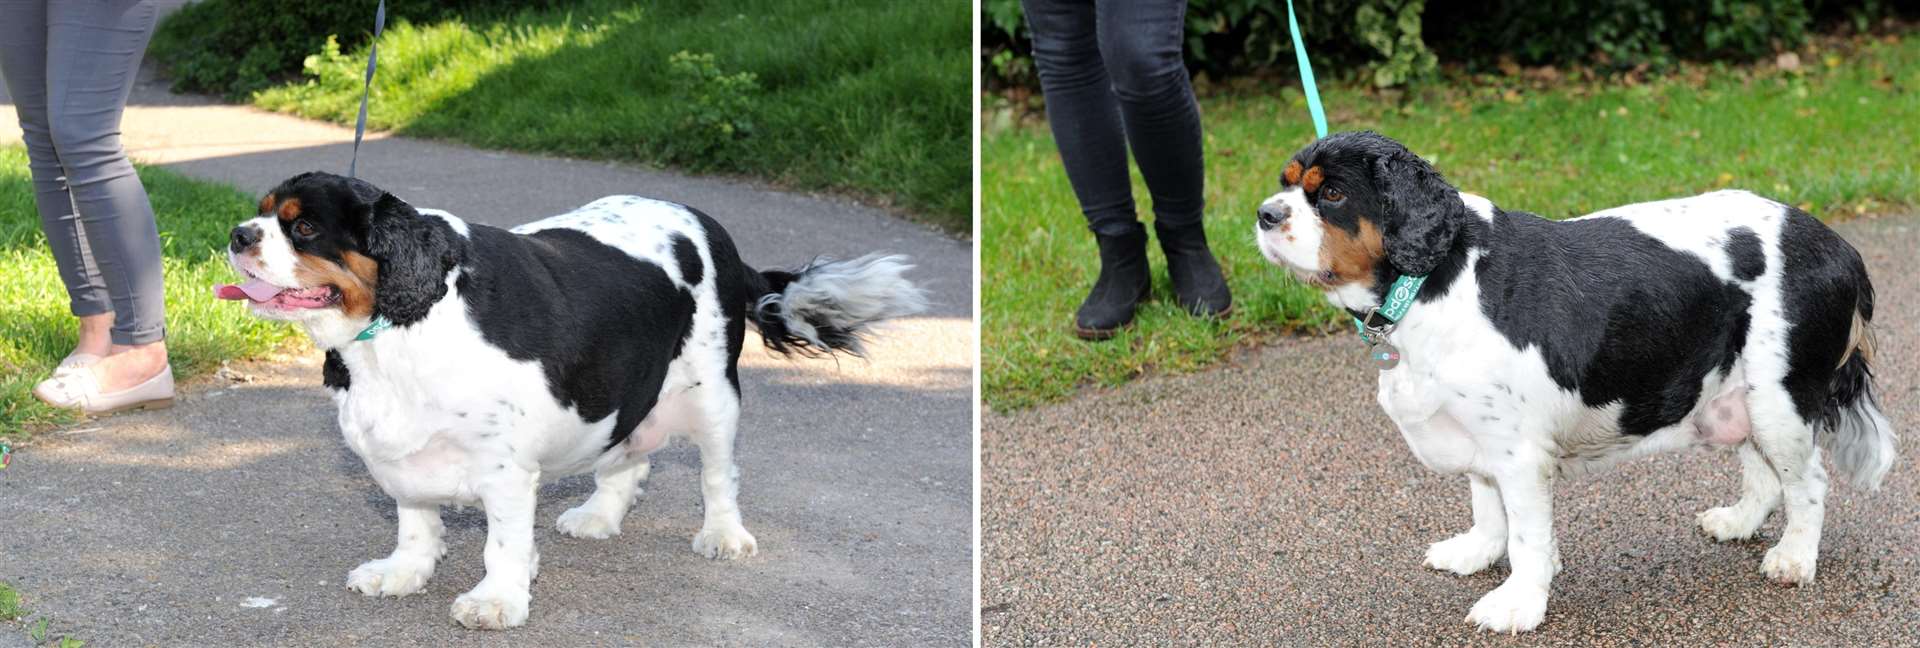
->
xmin=1254 ymin=131 xmax=1468 ymax=294
xmin=219 ymin=172 xmax=462 ymax=331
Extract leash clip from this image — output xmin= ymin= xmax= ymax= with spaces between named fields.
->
xmin=1357 ymin=306 xmax=1396 ymax=345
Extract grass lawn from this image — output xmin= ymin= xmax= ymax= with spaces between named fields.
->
xmin=0 ymin=147 xmax=298 ymax=437
xmin=243 ymin=0 xmax=970 ymax=232
xmin=983 ymin=35 xmax=1920 ymax=411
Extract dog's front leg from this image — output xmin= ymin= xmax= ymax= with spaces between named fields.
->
xmin=1466 ymin=452 xmax=1556 ymax=634
xmin=346 ymin=502 xmax=446 ymax=597
xmin=451 ymin=466 xmax=540 ymax=630
xmin=1425 ymin=474 xmax=1508 ymax=575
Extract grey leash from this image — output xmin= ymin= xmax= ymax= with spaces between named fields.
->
xmin=348 ymin=0 xmax=387 ymax=178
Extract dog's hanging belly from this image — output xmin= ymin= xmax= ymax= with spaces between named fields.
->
xmin=1694 ymin=379 xmax=1751 ymax=445
xmin=621 ymin=381 xmax=704 ymax=458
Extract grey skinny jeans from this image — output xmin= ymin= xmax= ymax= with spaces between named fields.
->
xmin=1022 ymin=0 xmax=1204 ymax=237
xmin=0 ymin=0 xmax=166 ymax=345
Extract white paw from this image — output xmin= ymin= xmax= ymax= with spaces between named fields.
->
xmin=555 ymin=506 xmax=621 ymax=539
xmin=1761 ymin=542 xmax=1818 ymax=585
xmin=691 ymin=523 xmax=758 ymax=560
xmin=1697 ymin=506 xmax=1765 ymax=541
xmin=450 ymin=585 xmax=531 ymax=630
xmin=1465 ymin=581 xmax=1548 ymax=634
xmin=1424 ymin=532 xmax=1505 ymax=576
xmin=345 ymin=556 xmax=435 ymax=597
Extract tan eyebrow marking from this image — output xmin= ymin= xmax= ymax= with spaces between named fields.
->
xmin=1302 ymin=166 xmax=1324 ymax=194
xmin=277 ymin=198 xmax=302 ymax=222
xmin=1283 ymin=160 xmax=1304 ymax=186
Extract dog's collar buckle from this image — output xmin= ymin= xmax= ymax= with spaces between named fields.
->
xmin=1357 ymin=308 xmax=1396 ymax=344
xmin=1352 ymin=274 xmax=1425 ymax=370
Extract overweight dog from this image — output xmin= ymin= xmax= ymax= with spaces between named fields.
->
xmin=1253 ymin=131 xmax=1894 ymax=633
xmin=218 ymin=172 xmax=926 ymax=629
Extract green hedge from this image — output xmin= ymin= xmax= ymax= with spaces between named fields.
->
xmin=149 ymin=0 xmax=563 ymax=99
xmin=984 ymin=0 xmax=1909 ymax=88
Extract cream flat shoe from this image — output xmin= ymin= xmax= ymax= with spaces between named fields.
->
xmin=32 ymin=352 xmax=103 ymax=397
xmin=32 ymin=363 xmax=175 ymax=414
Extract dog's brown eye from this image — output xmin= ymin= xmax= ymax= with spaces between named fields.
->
xmin=293 ymin=219 xmax=317 ymax=239
xmin=1323 ymin=188 xmax=1345 ymax=203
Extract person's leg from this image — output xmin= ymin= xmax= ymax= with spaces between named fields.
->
xmin=1023 ymin=0 xmax=1151 ymax=339
xmin=0 ymin=0 xmax=119 ymax=360
xmin=45 ymin=0 xmax=169 ymax=392
xmin=1096 ymin=0 xmax=1231 ymax=317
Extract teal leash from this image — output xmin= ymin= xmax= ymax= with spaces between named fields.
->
xmin=351 ymin=0 xmax=393 ymax=342
xmin=348 ymin=0 xmax=386 ymax=179
xmin=1285 ymin=0 xmax=1328 ymax=139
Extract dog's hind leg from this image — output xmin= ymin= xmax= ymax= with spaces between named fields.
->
xmin=1747 ymin=391 xmax=1828 ymax=585
xmin=346 ymin=502 xmax=447 ymax=597
xmin=1697 ymin=441 xmax=1782 ymax=541
xmin=689 ymin=382 xmax=757 ymax=560
xmin=555 ymin=458 xmax=652 ymax=540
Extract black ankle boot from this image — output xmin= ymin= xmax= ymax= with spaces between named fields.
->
xmin=1155 ymin=221 xmax=1232 ymax=318
xmin=1074 ymin=227 xmax=1151 ymax=340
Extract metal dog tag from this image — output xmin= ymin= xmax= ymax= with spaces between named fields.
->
xmin=1368 ymin=341 xmax=1402 ymax=370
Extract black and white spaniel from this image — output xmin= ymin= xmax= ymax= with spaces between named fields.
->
xmin=217 ymin=171 xmax=926 ymax=629
xmin=1253 ymin=131 xmax=1895 ymax=633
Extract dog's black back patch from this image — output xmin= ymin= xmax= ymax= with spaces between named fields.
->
xmin=1724 ymin=226 xmax=1766 ymax=281
xmin=670 ymin=233 xmax=704 ymax=287
xmin=456 ymin=225 xmax=695 ymax=447
xmin=1776 ymin=207 xmax=1872 ymax=427
xmin=1471 ymin=212 xmax=1754 ymax=436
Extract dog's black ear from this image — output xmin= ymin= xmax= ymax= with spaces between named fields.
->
xmin=1371 ymin=150 xmax=1466 ymax=276
xmin=364 ymin=194 xmax=461 ymax=325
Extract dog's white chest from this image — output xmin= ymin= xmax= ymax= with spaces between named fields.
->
xmin=1377 ymin=364 xmax=1480 ymax=473
xmin=326 ymin=291 xmax=620 ymax=503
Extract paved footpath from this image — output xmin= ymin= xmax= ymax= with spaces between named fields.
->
xmin=0 ymin=35 xmax=973 ymax=648
xmin=983 ymin=215 xmax=1920 ymax=646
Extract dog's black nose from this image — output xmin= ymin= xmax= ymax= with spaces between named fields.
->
xmin=230 ymin=224 xmax=261 ymax=253
xmin=1257 ymin=205 xmax=1287 ymax=231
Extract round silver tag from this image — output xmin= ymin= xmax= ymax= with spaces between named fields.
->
xmin=1369 ymin=342 xmax=1402 ymax=370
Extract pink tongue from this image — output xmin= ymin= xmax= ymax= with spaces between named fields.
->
xmin=213 ymin=278 xmax=285 ymax=302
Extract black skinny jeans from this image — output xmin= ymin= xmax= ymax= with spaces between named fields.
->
xmin=1023 ymin=0 xmax=1204 ymax=237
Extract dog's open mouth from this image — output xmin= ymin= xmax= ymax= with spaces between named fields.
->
xmin=214 ymin=272 xmax=341 ymax=310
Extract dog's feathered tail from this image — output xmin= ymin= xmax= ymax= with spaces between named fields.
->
xmin=743 ymin=254 xmax=928 ymax=358
xmin=1820 ymin=284 xmax=1897 ymax=490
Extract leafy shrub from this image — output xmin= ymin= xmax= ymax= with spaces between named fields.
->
xmin=1356 ymin=0 xmax=1437 ymax=86
xmin=149 ymin=0 xmax=559 ymax=99
xmin=665 ymin=51 xmax=761 ymax=164
xmin=1424 ymin=0 xmax=1816 ymax=70
xmin=984 ymin=0 xmax=1909 ymax=88
xmin=985 ymin=0 xmax=1442 ymax=88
